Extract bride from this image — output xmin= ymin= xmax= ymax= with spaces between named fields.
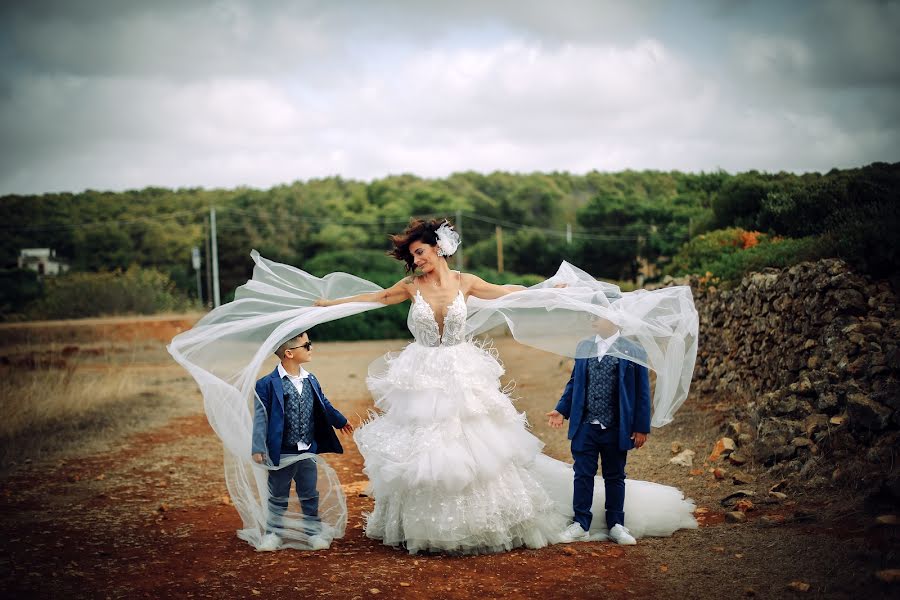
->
xmin=313 ymin=218 xmax=698 ymax=554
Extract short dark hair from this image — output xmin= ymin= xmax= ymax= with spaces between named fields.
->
xmin=274 ymin=331 xmax=307 ymax=359
xmin=388 ymin=217 xmax=451 ymax=273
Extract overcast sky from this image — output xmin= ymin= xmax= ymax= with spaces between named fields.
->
xmin=1 ymin=0 xmax=899 ymax=194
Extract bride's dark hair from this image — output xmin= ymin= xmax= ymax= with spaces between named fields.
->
xmin=388 ymin=218 xmax=449 ymax=273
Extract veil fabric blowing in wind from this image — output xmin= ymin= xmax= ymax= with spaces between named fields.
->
xmin=167 ymin=250 xmax=698 ymax=551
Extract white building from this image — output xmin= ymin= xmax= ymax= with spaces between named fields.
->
xmin=17 ymin=248 xmax=69 ymax=276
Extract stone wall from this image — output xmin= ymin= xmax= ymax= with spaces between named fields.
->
xmin=686 ymin=259 xmax=899 ymax=491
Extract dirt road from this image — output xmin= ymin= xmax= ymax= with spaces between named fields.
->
xmin=0 ymin=320 xmax=892 ymax=599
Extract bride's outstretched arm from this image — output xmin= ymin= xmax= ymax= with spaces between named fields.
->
xmin=314 ymin=278 xmax=411 ymax=307
xmin=463 ymin=273 xmax=526 ymax=300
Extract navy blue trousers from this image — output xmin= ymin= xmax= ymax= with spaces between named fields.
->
xmin=571 ymin=424 xmax=627 ymax=531
xmin=267 ymin=452 xmax=320 ymax=535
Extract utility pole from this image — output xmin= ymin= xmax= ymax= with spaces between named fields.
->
xmin=635 ymin=234 xmax=645 ymax=288
xmin=210 ymin=206 xmax=221 ymax=308
xmin=204 ymin=216 xmax=213 ymax=308
xmin=566 ymin=223 xmax=572 ymax=245
xmin=191 ymin=247 xmax=202 ymax=304
xmin=496 ymin=226 xmax=504 ymax=273
xmin=455 ymin=209 xmax=463 ymax=270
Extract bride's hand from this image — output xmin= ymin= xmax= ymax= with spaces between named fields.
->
xmin=313 ymin=298 xmax=332 ymax=307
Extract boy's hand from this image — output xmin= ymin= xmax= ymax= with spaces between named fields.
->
xmin=546 ymin=410 xmax=565 ymax=429
xmin=339 ymin=423 xmax=354 ymax=435
xmin=631 ymin=432 xmax=648 ymax=449
xmin=252 ymin=453 xmax=265 ymax=464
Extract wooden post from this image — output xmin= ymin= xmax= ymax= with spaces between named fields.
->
xmin=496 ymin=225 xmax=504 ymax=273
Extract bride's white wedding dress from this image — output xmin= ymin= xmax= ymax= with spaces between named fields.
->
xmin=354 ymin=286 xmax=698 ymax=555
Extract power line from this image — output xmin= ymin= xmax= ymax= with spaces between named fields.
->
xmin=0 ymin=208 xmax=207 ymax=232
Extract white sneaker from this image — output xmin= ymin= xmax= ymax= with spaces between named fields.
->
xmin=308 ymin=534 xmax=330 ymax=551
xmin=560 ymin=522 xmax=590 ymax=543
xmin=257 ymin=533 xmax=281 ymax=551
xmin=609 ymin=524 xmax=636 ymax=545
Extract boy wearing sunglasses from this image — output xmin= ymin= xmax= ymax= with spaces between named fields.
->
xmin=251 ymin=330 xmax=354 ymax=551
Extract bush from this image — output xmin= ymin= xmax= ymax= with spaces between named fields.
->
xmin=26 ymin=267 xmax=193 ymax=319
xmin=666 ymin=228 xmax=767 ymax=276
xmin=701 ymin=236 xmax=829 ymax=285
xmin=666 ymin=227 xmax=834 ymax=286
xmin=0 ymin=269 xmax=43 ymax=321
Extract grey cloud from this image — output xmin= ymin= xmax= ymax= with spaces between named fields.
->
xmin=0 ymin=1 xmax=898 ymax=193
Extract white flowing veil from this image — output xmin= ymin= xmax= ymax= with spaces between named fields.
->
xmin=168 ymin=252 xmax=698 ymax=549
xmin=466 ymin=261 xmax=699 ymax=427
xmin=167 ymin=250 xmax=384 ymax=550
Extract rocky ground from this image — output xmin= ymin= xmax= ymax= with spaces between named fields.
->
xmin=0 ymin=317 xmax=897 ymax=599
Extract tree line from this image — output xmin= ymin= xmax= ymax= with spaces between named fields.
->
xmin=1 ymin=163 xmax=896 ymax=321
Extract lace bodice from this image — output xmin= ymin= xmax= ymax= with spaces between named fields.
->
xmin=408 ymin=289 xmax=467 ymax=347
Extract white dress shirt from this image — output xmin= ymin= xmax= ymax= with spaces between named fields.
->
xmin=278 ymin=363 xmax=312 ymax=451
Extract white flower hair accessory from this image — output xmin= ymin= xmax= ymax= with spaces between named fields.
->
xmin=434 ymin=221 xmax=461 ymax=257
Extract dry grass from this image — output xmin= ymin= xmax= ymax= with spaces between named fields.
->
xmin=0 ymin=330 xmax=198 ymax=472
xmin=0 ymin=363 xmax=142 ymax=439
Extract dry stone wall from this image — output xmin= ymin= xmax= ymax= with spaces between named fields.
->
xmin=684 ymin=259 xmax=899 ymax=492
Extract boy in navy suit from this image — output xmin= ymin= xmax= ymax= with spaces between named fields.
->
xmin=252 ymin=330 xmax=353 ymax=551
xmin=547 ymin=317 xmax=650 ymax=545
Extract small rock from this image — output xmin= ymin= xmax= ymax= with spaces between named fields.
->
xmin=728 ymin=453 xmax=748 ymax=466
xmin=875 ymin=569 xmax=900 ymax=584
xmin=721 ymin=490 xmax=756 ymax=506
xmin=732 ymin=472 xmax=755 ymax=485
xmin=709 ymin=437 xmax=737 ymax=461
xmin=562 ymin=546 xmax=578 ymax=556
xmin=399 ymin=583 xmax=411 ymax=587
xmin=734 ymin=499 xmax=755 ymax=513
xmin=847 ymin=394 xmax=892 ymax=431
xmin=157 ymin=503 xmax=169 ymax=513
xmin=671 ymin=441 xmax=683 ymax=454
xmin=829 ymin=415 xmax=846 ymax=426
xmin=713 ymin=468 xmax=727 ymax=480
xmin=759 ymin=515 xmax=786 ymax=527
xmin=803 ymin=414 xmax=829 ymax=436
xmin=726 ymin=511 xmax=747 ymax=523
xmin=770 ymin=492 xmax=788 ymax=500
xmin=787 ymin=581 xmax=810 ymax=592
xmin=659 ymin=564 xmax=668 ymax=573
xmin=669 ymin=449 xmax=696 ymax=467
xmin=369 ymin=589 xmax=381 ymax=595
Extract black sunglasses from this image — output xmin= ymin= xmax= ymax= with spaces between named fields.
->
xmin=287 ymin=341 xmax=313 ymax=351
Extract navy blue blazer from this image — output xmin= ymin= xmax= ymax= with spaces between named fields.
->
xmin=251 ymin=367 xmax=348 ymax=466
xmin=555 ymin=338 xmax=651 ymax=452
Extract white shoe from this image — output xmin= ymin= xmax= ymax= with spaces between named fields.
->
xmin=308 ymin=534 xmax=330 ymax=551
xmin=609 ymin=524 xmax=636 ymax=545
xmin=560 ymin=522 xmax=590 ymax=543
xmin=257 ymin=533 xmax=281 ymax=552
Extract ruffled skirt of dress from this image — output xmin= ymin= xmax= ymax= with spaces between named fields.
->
xmin=354 ymin=341 xmax=697 ymax=555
